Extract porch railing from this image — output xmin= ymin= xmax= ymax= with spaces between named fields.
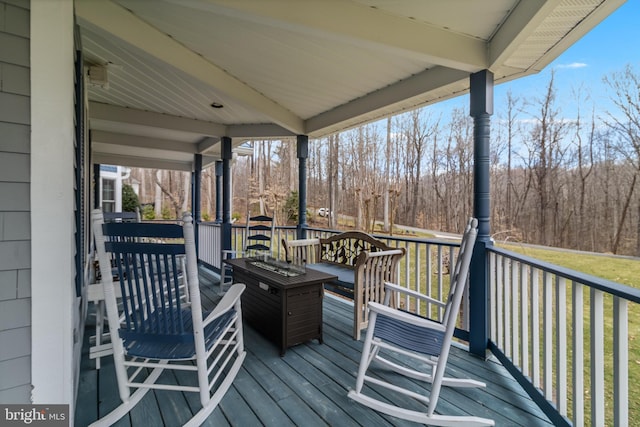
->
xmin=197 ymin=222 xmax=298 ymax=269
xmin=488 ymin=245 xmax=640 ymax=427
xmin=198 ymin=223 xmax=466 ymax=331
xmin=196 ymin=222 xmax=637 ymax=426
xmin=197 ymin=221 xmax=222 ymax=269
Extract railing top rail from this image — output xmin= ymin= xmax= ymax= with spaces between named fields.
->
xmin=304 ymin=227 xmax=461 ymax=248
xmin=489 ymin=245 xmax=640 ymax=303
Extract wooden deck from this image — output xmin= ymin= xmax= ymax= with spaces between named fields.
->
xmin=75 ymin=277 xmax=552 ymax=426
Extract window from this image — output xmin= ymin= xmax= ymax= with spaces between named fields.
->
xmin=102 ymin=179 xmax=116 ymax=213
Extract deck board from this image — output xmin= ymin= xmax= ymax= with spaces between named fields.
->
xmin=76 ymin=279 xmax=553 ymax=426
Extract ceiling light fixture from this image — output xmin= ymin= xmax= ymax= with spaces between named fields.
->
xmin=210 ymin=102 xmax=224 ymax=109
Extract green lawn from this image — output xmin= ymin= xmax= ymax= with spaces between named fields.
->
xmin=500 ymin=244 xmax=640 ymax=288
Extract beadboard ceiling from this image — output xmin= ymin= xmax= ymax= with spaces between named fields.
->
xmin=75 ymin=0 xmax=625 ymax=170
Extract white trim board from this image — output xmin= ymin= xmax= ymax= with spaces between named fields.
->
xmin=30 ymin=0 xmax=76 ymax=419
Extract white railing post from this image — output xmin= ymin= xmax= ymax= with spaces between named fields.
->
xmin=590 ymin=288 xmax=605 ymax=426
xmin=437 ymin=245 xmax=444 ymax=320
xmin=489 ymin=252 xmax=496 ymax=342
xmin=426 ymin=244 xmax=432 ymax=316
xmin=512 ymin=260 xmax=519 ymax=366
xmin=530 ymin=267 xmax=540 ymax=389
xmin=555 ymin=277 xmax=567 ymax=416
xmin=543 ymin=271 xmax=553 ymax=401
xmin=520 ymin=263 xmax=528 ymax=378
xmin=496 ymin=254 xmax=504 ymax=350
xmin=613 ymin=296 xmax=628 ymax=427
xmin=572 ymin=281 xmax=584 ymax=426
xmin=504 ymin=258 xmax=512 ymax=358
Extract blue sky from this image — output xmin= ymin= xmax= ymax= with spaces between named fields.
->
xmin=437 ymin=1 xmax=639 ymax=121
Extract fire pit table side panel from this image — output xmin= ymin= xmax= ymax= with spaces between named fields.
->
xmin=225 ymin=258 xmax=337 ymax=356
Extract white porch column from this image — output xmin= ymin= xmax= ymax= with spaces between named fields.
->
xmin=30 ymin=0 xmax=75 ymax=412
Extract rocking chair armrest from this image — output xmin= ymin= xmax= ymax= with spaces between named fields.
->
xmin=383 ymin=282 xmax=446 ymax=308
xmin=368 ymin=301 xmax=446 ymax=332
xmin=203 ymin=283 xmax=246 ymax=327
xmin=222 ymin=249 xmax=245 ymax=259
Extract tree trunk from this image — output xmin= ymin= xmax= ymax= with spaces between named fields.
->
xmin=154 ymin=169 xmax=162 ymax=218
xmin=384 ymin=117 xmax=391 ymax=232
xmin=181 ymin=172 xmax=190 ymax=215
xmin=612 ymin=173 xmax=636 ymax=254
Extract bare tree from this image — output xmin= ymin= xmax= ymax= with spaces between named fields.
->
xmin=571 ymin=93 xmax=595 ymax=250
xmin=154 ymin=170 xmax=190 ymax=218
xmin=383 ymin=116 xmax=391 ymax=232
xmin=504 ymin=91 xmax=524 ymax=230
xmin=526 ymin=72 xmax=568 ymax=245
xmin=603 ymin=64 xmax=640 ymax=255
xmin=329 ymin=133 xmax=339 ymax=229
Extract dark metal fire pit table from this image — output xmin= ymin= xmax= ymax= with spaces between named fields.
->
xmin=224 ymin=258 xmax=337 ymax=356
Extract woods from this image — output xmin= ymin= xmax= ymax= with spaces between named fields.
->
xmin=128 ymin=65 xmax=640 ymax=257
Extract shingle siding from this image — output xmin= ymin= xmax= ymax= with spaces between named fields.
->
xmin=0 ymin=122 xmax=29 ymax=153
xmin=0 ymin=152 xmax=29 ymax=182
xmin=0 ymin=0 xmax=31 ymax=402
xmin=0 ymin=92 xmax=29 ymax=124
xmin=0 ymin=327 xmax=30 ymax=361
xmin=0 ymin=32 xmax=29 ymax=67
xmin=0 ymin=356 xmax=30 ymax=391
xmin=4 ymin=3 xmax=28 ymax=38
xmin=0 ymin=298 xmax=30 ymax=331
xmin=0 ymin=270 xmax=16 ymax=301
xmin=0 ymin=384 xmax=30 ymax=403
xmin=2 ymin=211 xmax=30 ymax=240
xmin=0 ymin=62 xmax=30 ymax=95
xmin=0 ymin=183 xmax=29 ymax=211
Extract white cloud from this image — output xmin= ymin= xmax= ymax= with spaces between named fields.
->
xmin=556 ymin=62 xmax=588 ymax=69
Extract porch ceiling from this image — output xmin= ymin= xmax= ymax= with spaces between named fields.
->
xmin=75 ymin=0 xmax=625 ymax=170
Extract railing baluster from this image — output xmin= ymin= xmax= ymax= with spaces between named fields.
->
xmin=613 ymin=296 xmax=628 ymax=427
xmin=426 ymin=244 xmax=432 ymax=318
xmin=414 ymin=243 xmax=421 ymax=316
xmin=512 ymin=260 xmax=519 ymax=366
xmin=403 ymin=243 xmax=411 ymax=312
xmin=556 ymin=276 xmax=567 ymax=416
xmin=543 ymin=271 xmax=553 ymax=401
xmin=504 ymin=257 xmax=512 ymax=358
xmin=590 ymin=288 xmax=605 ymax=426
xmin=572 ymin=281 xmax=584 ymax=426
xmin=520 ymin=262 xmax=529 ymax=378
xmin=437 ymin=245 xmax=444 ymax=320
xmin=489 ymin=251 xmax=496 ymax=342
xmin=497 ymin=254 xmax=504 ymax=351
xmin=531 ymin=267 xmax=540 ymax=389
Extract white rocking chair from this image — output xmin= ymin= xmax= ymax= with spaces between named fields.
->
xmin=348 ymin=218 xmax=494 ymax=426
xmin=91 ymin=209 xmax=246 ymax=427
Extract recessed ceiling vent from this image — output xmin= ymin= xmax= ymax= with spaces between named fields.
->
xmin=87 ymin=65 xmax=109 ymax=89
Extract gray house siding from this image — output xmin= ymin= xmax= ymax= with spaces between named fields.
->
xmin=0 ymin=0 xmax=31 ymax=403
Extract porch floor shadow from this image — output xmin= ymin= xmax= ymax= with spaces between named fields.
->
xmin=75 ymin=280 xmax=552 ymax=427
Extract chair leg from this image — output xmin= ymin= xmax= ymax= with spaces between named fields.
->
xmin=353 ymin=312 xmax=378 ymax=393
xmin=95 ymin=300 xmax=103 ymax=369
